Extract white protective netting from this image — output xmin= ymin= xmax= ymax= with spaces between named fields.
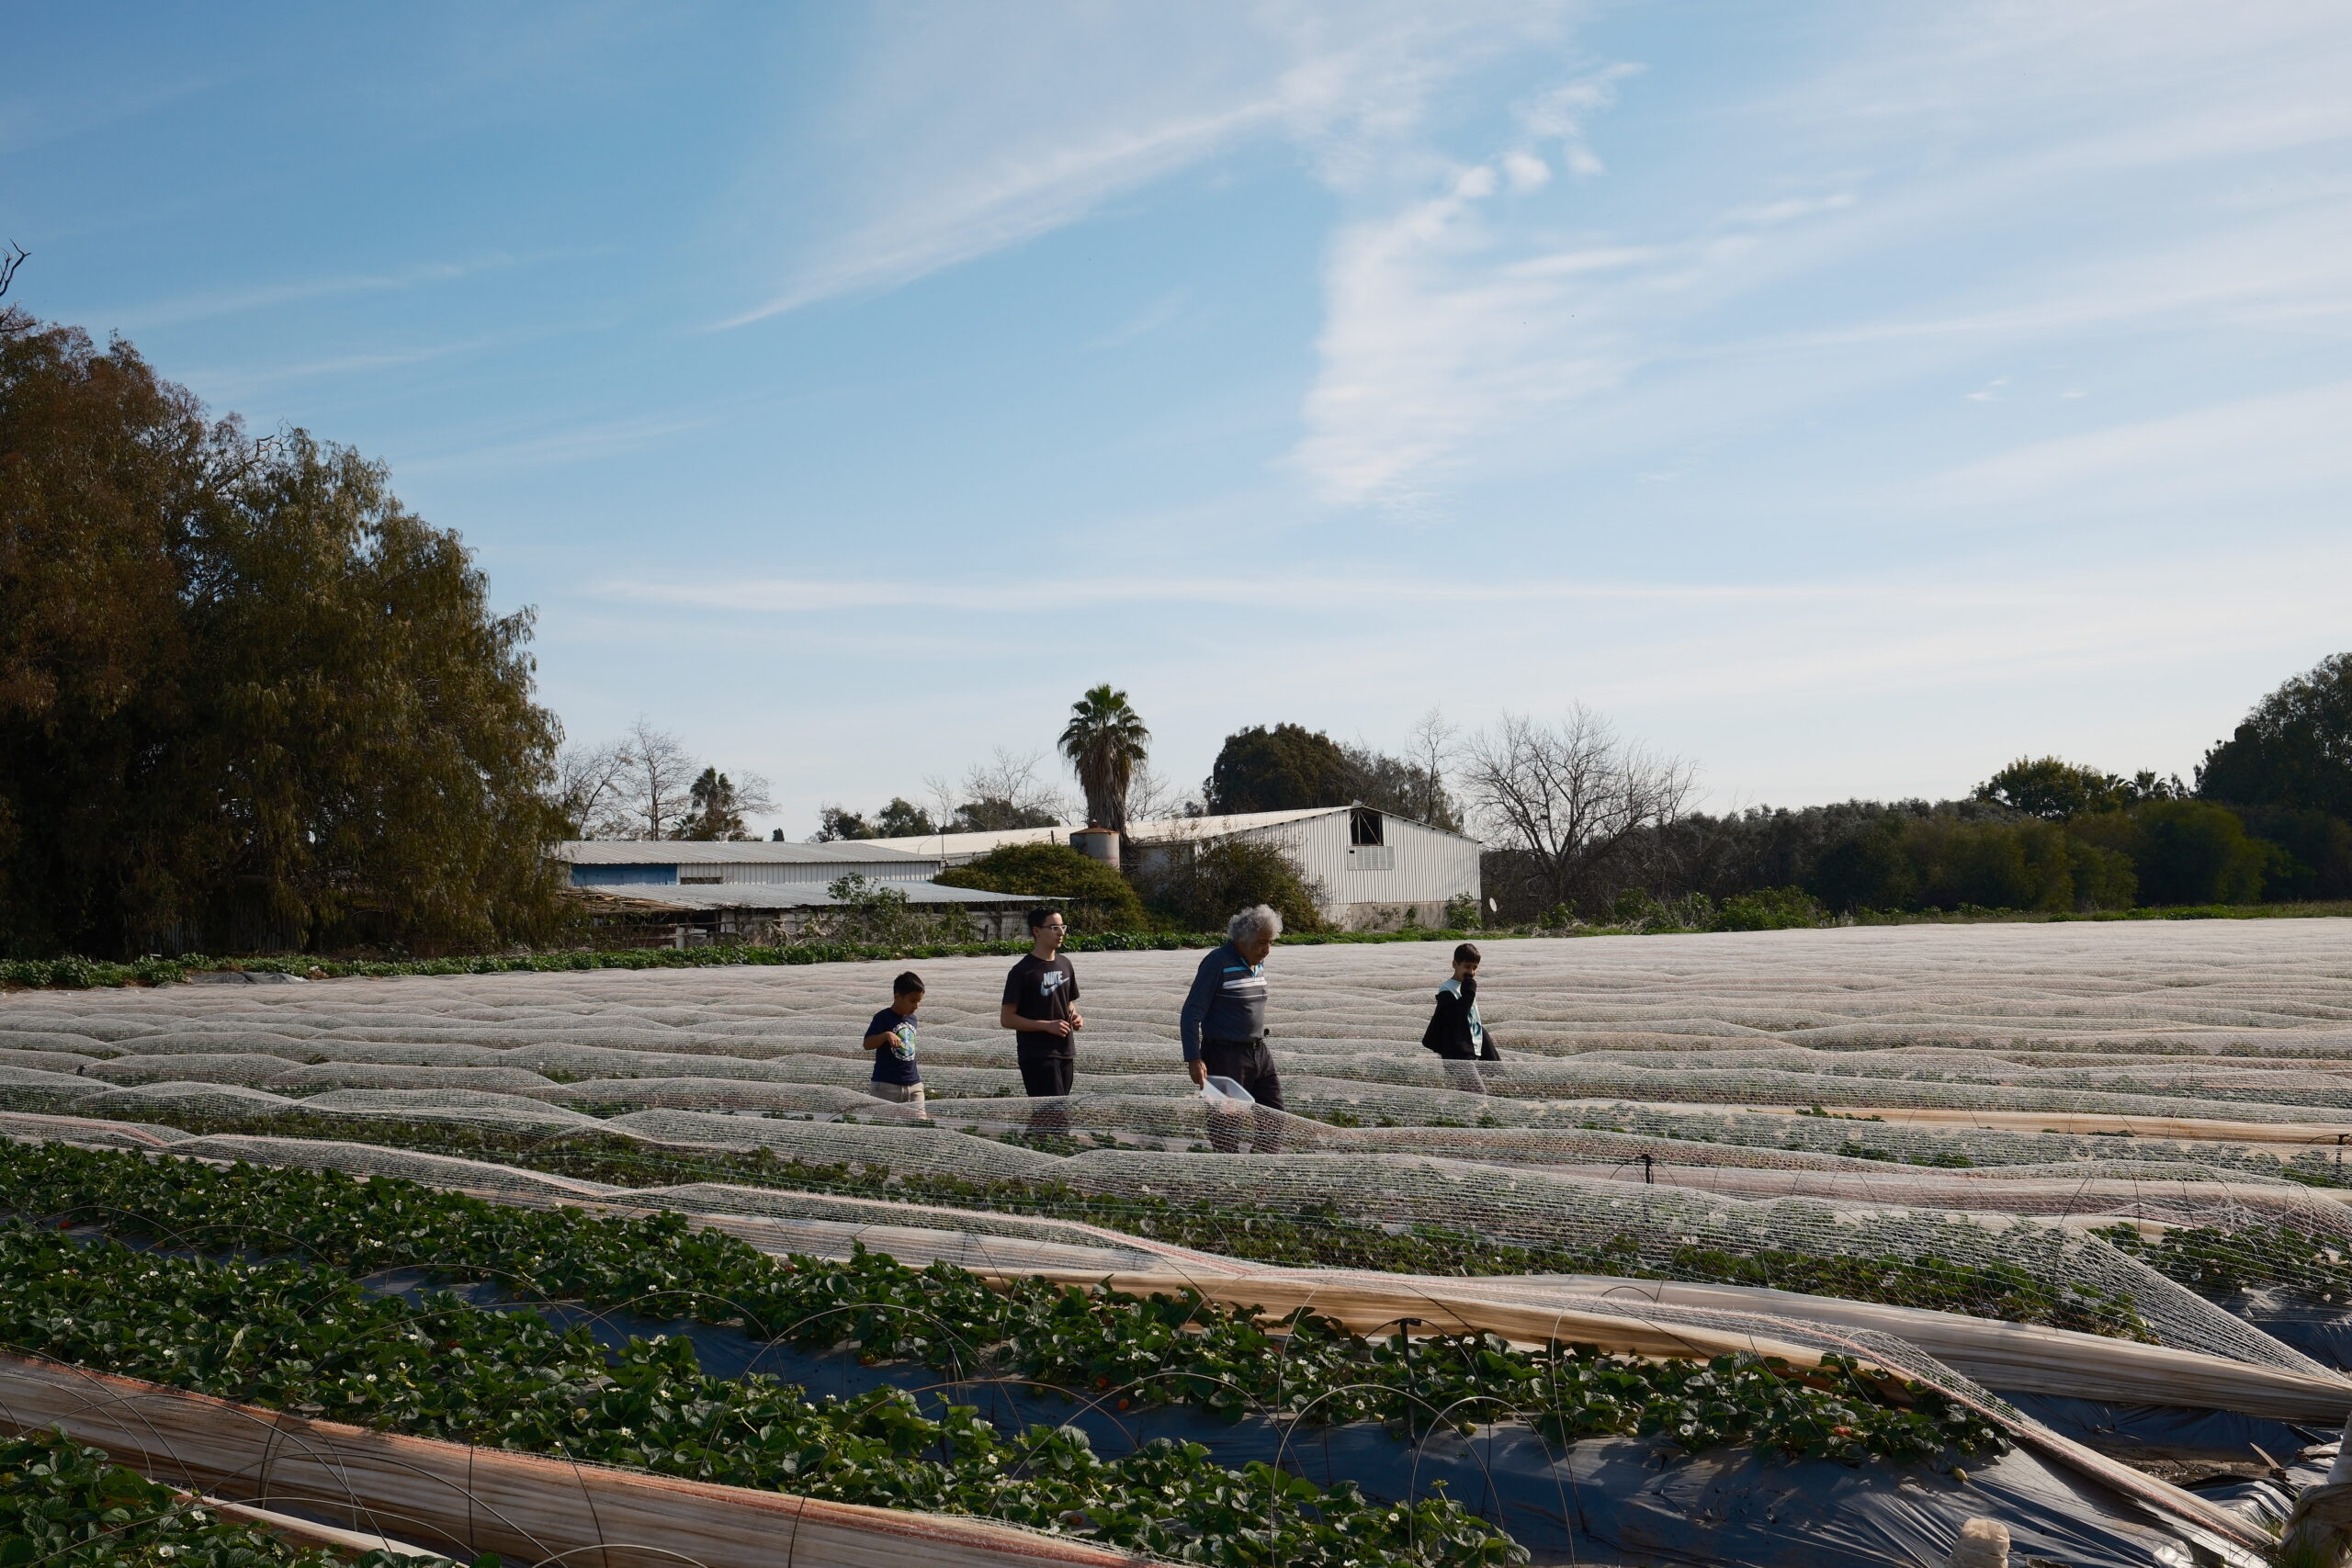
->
xmin=7 ymin=920 xmax=2352 ymax=1382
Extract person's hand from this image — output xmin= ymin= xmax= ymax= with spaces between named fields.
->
xmin=1067 ymin=1010 xmax=1083 ymax=1032
xmin=1046 ymin=1019 xmax=1071 ymax=1038
xmin=1187 ymin=1059 xmax=1207 ymax=1088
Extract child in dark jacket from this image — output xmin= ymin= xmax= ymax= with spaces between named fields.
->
xmin=1421 ymin=942 xmax=1499 ymax=1062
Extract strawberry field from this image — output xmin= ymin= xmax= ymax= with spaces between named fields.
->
xmin=6 ymin=919 xmax=2352 ymax=1566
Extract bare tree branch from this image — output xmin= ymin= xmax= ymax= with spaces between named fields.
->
xmin=552 ymin=739 xmax=632 ymax=839
xmin=1460 ymin=706 xmax=1696 ymax=912
xmin=0 ymin=242 xmax=31 ymax=337
xmin=962 ymin=748 xmax=1067 ymax=823
xmin=615 ymin=718 xmax=701 ymax=840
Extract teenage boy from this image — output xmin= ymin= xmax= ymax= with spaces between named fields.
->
xmin=1001 ymin=907 xmax=1084 ymax=1097
xmin=863 ymin=971 xmax=927 ymax=1115
xmin=1421 ymin=942 xmax=1498 ymax=1094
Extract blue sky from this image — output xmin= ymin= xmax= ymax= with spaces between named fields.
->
xmin=8 ymin=2 xmax=2349 ymax=835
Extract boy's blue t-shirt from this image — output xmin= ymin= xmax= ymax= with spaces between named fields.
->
xmin=866 ymin=1007 xmax=920 ymax=1085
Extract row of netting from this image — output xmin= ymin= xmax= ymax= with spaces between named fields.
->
xmin=7 ymin=929 xmax=2352 ymax=1562
xmin=15 ymin=1041 xmax=2352 ymax=1190
xmin=6 ymin=935 xmax=2352 ymax=1360
xmin=0 ymin=1129 xmax=2290 ymax=1568
xmin=3 ymin=1093 xmax=2340 ymax=1375
xmin=26 ymin=1031 xmax=2352 ymax=1123
xmin=5 ymin=922 xmax=2352 ymax=1054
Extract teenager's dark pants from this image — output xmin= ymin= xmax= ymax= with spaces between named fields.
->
xmin=1018 ymin=1042 xmax=1075 ymax=1135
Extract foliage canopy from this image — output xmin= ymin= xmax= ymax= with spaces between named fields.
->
xmin=1205 ymin=722 xmax=1356 ymax=814
xmin=0 ymin=319 xmax=565 ymax=956
xmin=1137 ymin=833 xmax=1329 ymax=932
xmin=2199 ymin=651 xmax=2352 ymax=818
xmin=933 ymin=840 xmax=1150 ymax=931
xmin=1059 ymin=683 xmax=1150 ymax=832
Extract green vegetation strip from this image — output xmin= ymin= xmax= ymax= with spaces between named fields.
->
xmin=0 ymin=928 xmax=1474 ymax=991
xmin=0 ymin=1427 xmax=434 ymax=1568
xmin=0 ymin=1227 xmax=1508 ymax=1565
xmin=45 ymin=1104 xmax=2153 ymax=1340
xmin=2098 ymin=1222 xmax=2352 ymax=1307
xmin=0 ymin=1143 xmax=2004 ymax=1478
xmin=14 ymin=901 xmax=2346 ymax=990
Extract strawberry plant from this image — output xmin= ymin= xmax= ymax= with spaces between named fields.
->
xmin=0 ymin=1223 xmax=1517 ymax=1566
xmin=5 ymin=1101 xmax=2150 ymax=1337
xmin=0 ymin=1140 xmax=2008 ymax=1472
xmin=2096 ymin=1221 xmax=2352 ymax=1304
xmin=0 ymin=1427 xmax=437 ymax=1567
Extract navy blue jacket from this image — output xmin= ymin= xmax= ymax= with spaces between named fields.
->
xmin=1179 ymin=942 xmax=1268 ymax=1061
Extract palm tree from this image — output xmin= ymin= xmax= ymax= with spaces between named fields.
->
xmin=1059 ymin=684 xmax=1151 ymax=832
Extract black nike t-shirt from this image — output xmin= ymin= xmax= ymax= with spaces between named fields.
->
xmin=1002 ymin=953 xmax=1080 ymax=1058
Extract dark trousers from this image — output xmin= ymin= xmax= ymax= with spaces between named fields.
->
xmin=1018 ymin=1042 xmax=1076 ymax=1136
xmin=1201 ymin=1037 xmax=1283 ymax=1153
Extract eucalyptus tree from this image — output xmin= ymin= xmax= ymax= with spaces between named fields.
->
xmin=0 ymin=312 xmax=564 ymax=956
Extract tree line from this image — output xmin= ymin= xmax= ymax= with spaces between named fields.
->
xmin=1470 ymin=658 xmax=2352 ymax=924
xmin=0 ymin=303 xmax=565 ymax=959
xmin=8 ymin=297 xmax=2346 ymax=958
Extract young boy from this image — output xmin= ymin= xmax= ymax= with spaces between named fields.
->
xmin=863 ymin=971 xmax=927 ymax=1115
xmin=1421 ymin=943 xmax=1498 ymax=1076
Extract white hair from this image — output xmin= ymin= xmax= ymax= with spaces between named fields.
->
xmin=1228 ymin=904 xmax=1283 ymax=944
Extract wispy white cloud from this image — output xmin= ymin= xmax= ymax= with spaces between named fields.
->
xmin=1285 ymin=0 xmax=2352 ymax=513
xmin=576 ymin=538 xmax=2352 ymax=802
xmin=718 ymin=3 xmax=1580 ymax=325
xmin=398 ymin=411 xmax=711 ymax=479
xmin=75 ymin=252 xmax=564 ymax=331
xmin=1088 ymin=287 xmax=1192 ymax=350
xmin=1930 ymin=379 xmax=2352 ymax=510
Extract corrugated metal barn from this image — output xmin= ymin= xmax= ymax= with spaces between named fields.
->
xmin=553 ymin=840 xmax=942 ymax=887
xmin=570 ymin=879 xmax=1042 ymax=946
xmin=870 ymin=807 xmax=1481 ymax=931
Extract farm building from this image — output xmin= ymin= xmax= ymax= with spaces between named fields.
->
xmin=870 ymin=806 xmax=1481 ymax=931
xmin=553 ymin=839 xmax=943 ymax=887
xmin=567 ymin=879 xmax=1043 ymax=947
xmin=553 ymin=840 xmax=1043 ymax=947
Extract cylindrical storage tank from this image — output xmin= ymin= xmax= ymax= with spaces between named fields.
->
xmin=1068 ymin=828 xmax=1121 ymax=869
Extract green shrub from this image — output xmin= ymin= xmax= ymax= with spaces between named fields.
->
xmin=1809 ymin=827 xmax=1917 ymax=912
xmin=1712 ymin=887 xmax=1826 ymax=931
xmin=933 ymin=843 xmax=1148 ymax=931
xmin=2238 ymin=806 xmax=2352 ymax=901
xmin=1136 ymin=835 xmax=1329 ymax=933
xmin=2071 ymin=801 xmax=2278 ymax=906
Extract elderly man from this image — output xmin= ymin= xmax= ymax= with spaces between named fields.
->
xmin=1180 ymin=905 xmax=1284 ymax=1138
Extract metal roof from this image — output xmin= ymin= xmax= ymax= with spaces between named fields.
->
xmin=864 ymin=805 xmax=1477 ymax=859
xmin=568 ymin=880 xmax=1047 ymax=911
xmin=555 ymin=840 xmax=935 ymax=866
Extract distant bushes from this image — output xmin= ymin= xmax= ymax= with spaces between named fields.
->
xmin=1131 ymin=835 xmax=1329 ymax=934
xmin=933 ymin=842 xmax=1149 ymax=931
xmin=1794 ymin=800 xmax=2328 ymax=916
xmin=1488 ymin=795 xmax=2352 ymax=922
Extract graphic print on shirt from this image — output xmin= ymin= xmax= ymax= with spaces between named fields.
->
xmin=865 ymin=1007 xmax=920 ymax=1084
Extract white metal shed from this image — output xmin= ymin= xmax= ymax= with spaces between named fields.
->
xmin=868 ymin=807 xmax=1480 ymax=931
xmin=551 ymin=840 xmax=942 ymax=888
